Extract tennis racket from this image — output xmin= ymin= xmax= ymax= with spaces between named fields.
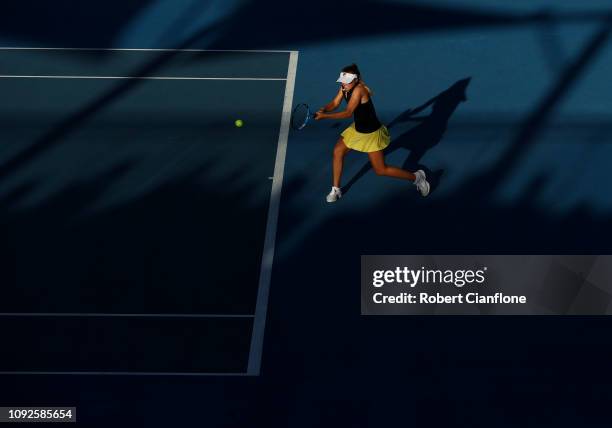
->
xmin=291 ymin=103 xmax=318 ymax=130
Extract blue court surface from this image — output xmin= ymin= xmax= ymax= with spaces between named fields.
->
xmin=1 ymin=0 xmax=612 ymax=426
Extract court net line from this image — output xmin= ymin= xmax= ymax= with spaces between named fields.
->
xmin=0 ymin=75 xmax=286 ymax=80
xmin=0 ymin=371 xmax=251 ymax=376
xmin=0 ymin=47 xmax=295 ymax=53
xmin=0 ymin=313 xmax=253 ymax=318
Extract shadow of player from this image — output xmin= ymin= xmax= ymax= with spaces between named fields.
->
xmin=342 ymin=77 xmax=471 ymax=195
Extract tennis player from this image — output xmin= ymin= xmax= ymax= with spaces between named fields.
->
xmin=314 ymin=64 xmax=430 ymax=202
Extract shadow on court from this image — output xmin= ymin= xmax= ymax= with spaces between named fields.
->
xmin=251 ymin=172 xmax=612 ymax=426
xmin=0 ymin=157 xmax=266 ymax=314
xmin=466 ymin=20 xmax=612 ymax=199
xmin=343 ymin=77 xmax=471 ymax=195
xmin=209 ymin=1 xmax=612 ymax=49
xmin=0 ymin=0 xmax=153 ymax=48
xmin=227 ymin=17 xmax=612 ymax=425
xmin=0 ymin=154 xmax=267 ymax=371
xmin=2 ymin=0 xmax=611 ymax=51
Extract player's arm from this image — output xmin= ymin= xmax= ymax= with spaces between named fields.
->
xmin=319 ymin=87 xmax=344 ymax=113
xmin=316 ymin=86 xmax=362 ymax=120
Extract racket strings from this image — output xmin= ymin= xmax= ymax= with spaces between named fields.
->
xmin=291 ymin=104 xmax=310 ymax=130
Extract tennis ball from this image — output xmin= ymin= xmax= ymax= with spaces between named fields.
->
xmin=235 ymin=119 xmax=244 ymax=127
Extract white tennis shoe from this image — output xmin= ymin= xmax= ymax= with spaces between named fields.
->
xmin=414 ymin=170 xmax=430 ymax=197
xmin=326 ymin=186 xmax=342 ymax=203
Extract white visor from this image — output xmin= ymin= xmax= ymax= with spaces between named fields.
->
xmin=336 ymin=72 xmax=358 ymax=84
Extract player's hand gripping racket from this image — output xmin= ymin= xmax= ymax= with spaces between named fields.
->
xmin=291 ymin=103 xmax=319 ymax=130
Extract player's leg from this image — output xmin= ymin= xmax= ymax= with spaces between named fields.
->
xmin=333 ymin=137 xmax=351 ymax=187
xmin=327 ymin=138 xmax=350 ymax=202
xmin=368 ymin=150 xmax=415 ymax=180
xmin=367 ymin=151 xmax=430 ymax=196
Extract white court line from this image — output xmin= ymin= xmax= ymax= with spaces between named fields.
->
xmin=247 ymin=51 xmax=298 ymax=376
xmin=0 ymin=75 xmax=286 ymax=80
xmin=0 ymin=47 xmax=293 ymax=53
xmin=0 ymin=372 xmax=251 ymax=376
xmin=0 ymin=313 xmax=254 ymax=318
